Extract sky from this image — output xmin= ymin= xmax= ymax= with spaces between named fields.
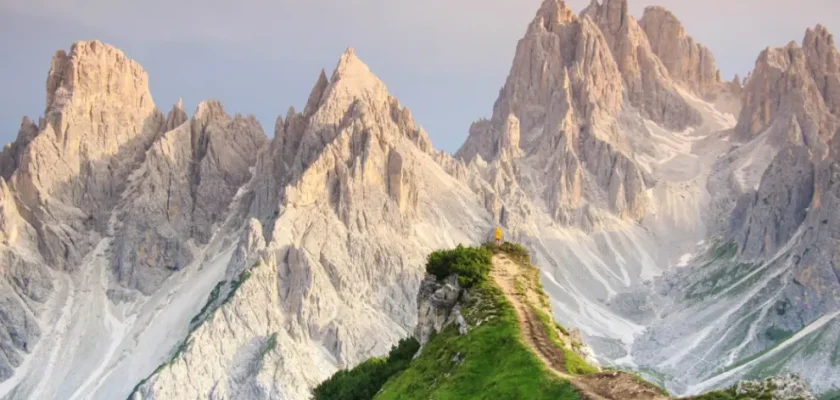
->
xmin=0 ymin=0 xmax=838 ymax=153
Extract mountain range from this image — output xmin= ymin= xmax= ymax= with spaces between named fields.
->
xmin=0 ymin=0 xmax=838 ymax=398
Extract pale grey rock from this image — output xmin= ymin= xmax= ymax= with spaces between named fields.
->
xmin=4 ymin=6 xmax=840 ymax=400
xmin=582 ymin=0 xmax=702 ymax=130
xmin=225 ymin=219 xmax=267 ymax=280
xmin=729 ymin=146 xmax=815 ymax=260
xmin=10 ymin=40 xmax=164 ymax=269
xmin=724 ymin=27 xmax=840 ymax=336
xmin=111 ymin=99 xmax=266 ymax=294
xmin=640 ymin=6 xmax=720 ymax=98
xmin=736 ymin=373 xmax=816 ymax=400
xmin=414 ymin=274 xmax=464 ymax=346
xmin=0 ymin=118 xmax=38 ymax=181
xmin=458 ymin=0 xmax=650 ymax=226
xmin=803 ymin=25 xmax=840 ymax=117
xmin=162 ymin=99 xmax=187 ymax=133
xmin=0 ymin=178 xmax=50 ymax=379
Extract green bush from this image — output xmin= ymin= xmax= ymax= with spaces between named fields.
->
xmin=425 ymin=245 xmax=492 ymax=288
xmin=312 ymin=337 xmax=420 ymax=400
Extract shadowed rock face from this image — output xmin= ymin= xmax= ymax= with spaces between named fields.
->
xmin=736 ymin=29 xmax=840 ymax=146
xmin=110 ymin=100 xmax=267 ymax=295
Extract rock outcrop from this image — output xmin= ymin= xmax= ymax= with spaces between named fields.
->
xmin=128 ymin=48 xmax=490 ymax=400
xmin=736 ymin=374 xmax=816 ymax=400
xmin=0 ymin=41 xmax=271 ymax=398
xmin=414 ymin=274 xmax=467 ymax=346
xmin=0 ymin=178 xmax=50 ymax=381
xmin=10 ymin=40 xmax=165 ymax=270
xmin=639 ymin=6 xmax=720 ymax=98
xmin=729 ymin=146 xmax=815 ymax=260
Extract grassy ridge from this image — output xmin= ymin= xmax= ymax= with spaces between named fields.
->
xmin=531 ymin=306 xmax=599 ymax=376
xmin=375 ymin=280 xmax=580 ymax=400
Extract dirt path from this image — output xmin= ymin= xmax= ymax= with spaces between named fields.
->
xmin=490 ymin=254 xmax=670 ymax=400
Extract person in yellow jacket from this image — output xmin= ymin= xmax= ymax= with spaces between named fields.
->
xmin=494 ymin=226 xmax=502 ymax=245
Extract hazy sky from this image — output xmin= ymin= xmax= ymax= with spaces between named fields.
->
xmin=1 ymin=0 xmax=837 ymax=152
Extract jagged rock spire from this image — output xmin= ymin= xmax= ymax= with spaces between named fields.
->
xmin=582 ymin=0 xmax=702 ymax=130
xmin=639 ymin=6 xmax=720 ymax=98
xmin=0 ymin=117 xmax=39 ymax=180
xmin=736 ymin=25 xmax=840 ymax=148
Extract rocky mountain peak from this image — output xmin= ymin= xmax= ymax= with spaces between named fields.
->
xmin=304 ymin=69 xmax=330 ymax=117
xmin=532 ymin=0 xmax=578 ymax=30
xmin=192 ymin=99 xmax=227 ymax=126
xmin=802 ymin=25 xmax=840 ymax=117
xmin=582 ymin=0 xmax=701 ymax=130
xmin=582 ymin=0 xmax=630 ymax=37
xmin=0 ymin=117 xmax=39 ymax=181
xmin=331 ymin=47 xmax=366 ymax=81
xmin=163 ymin=99 xmax=188 ymax=132
xmin=6 ymin=40 xmax=165 ymax=270
xmin=45 ymin=40 xmax=154 ymax=123
xmin=457 ymin=0 xmax=654 ymax=227
xmin=736 ymin=27 xmax=839 ymax=145
xmin=639 ymin=5 xmax=720 ymax=98
xmin=805 ymin=24 xmax=836 ymax=49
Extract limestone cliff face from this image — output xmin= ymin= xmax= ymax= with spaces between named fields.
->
xmin=736 ymin=29 xmax=839 ymax=147
xmin=457 ymin=0 xmax=649 ymax=227
xmin=635 ymin=26 xmax=840 ymax=393
xmin=252 ymin=48 xmax=432 ymax=233
xmin=0 ymin=178 xmax=51 ymax=381
xmin=0 ymin=118 xmax=38 ymax=181
xmin=639 ymin=6 xmax=720 ymax=98
xmin=729 ymin=146 xmax=815 ymax=260
xmin=414 ymin=274 xmax=467 ymax=346
xmin=582 ymin=0 xmax=702 ymax=130
xmin=803 ymin=26 xmax=840 ymax=118
xmin=131 ymin=49 xmax=490 ymax=400
xmin=730 ymin=27 xmax=840 ymax=262
xmin=4 ymin=3 xmax=840 ymax=398
xmin=110 ymin=100 xmax=266 ymax=295
xmin=0 ymin=40 xmax=270 ymax=394
xmin=9 ymin=41 xmax=165 ymax=270
xmin=0 ymin=41 xmax=168 ymax=383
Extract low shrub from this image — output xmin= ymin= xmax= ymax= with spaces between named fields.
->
xmin=425 ymin=245 xmax=493 ymax=288
xmin=312 ymin=337 xmax=420 ymax=400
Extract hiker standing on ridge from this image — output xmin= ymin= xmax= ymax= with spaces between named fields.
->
xmin=494 ymin=226 xmax=502 ymax=246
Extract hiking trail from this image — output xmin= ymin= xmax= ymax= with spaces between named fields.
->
xmin=490 ymin=253 xmax=671 ymax=400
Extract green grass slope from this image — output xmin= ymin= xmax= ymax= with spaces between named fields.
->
xmin=312 ymin=244 xmax=581 ymax=400
xmin=375 ymin=280 xmax=580 ymax=400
